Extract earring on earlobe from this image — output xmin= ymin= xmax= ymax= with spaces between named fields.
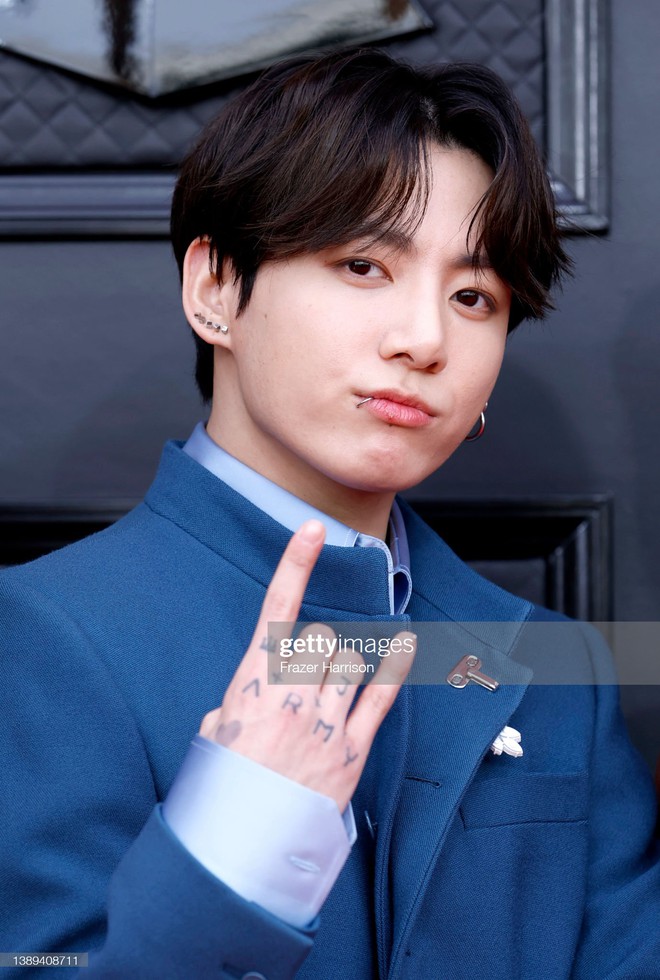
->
xmin=465 ymin=402 xmax=488 ymax=442
xmin=193 ymin=312 xmax=228 ymax=334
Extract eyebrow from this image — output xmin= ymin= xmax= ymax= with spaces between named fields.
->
xmin=450 ymin=252 xmax=495 ymax=272
xmin=367 ymin=228 xmax=417 ymax=254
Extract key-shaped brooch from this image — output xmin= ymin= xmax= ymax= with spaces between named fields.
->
xmin=447 ymin=655 xmax=499 ymax=692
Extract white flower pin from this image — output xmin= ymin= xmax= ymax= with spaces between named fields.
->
xmin=490 ymin=725 xmax=523 ymax=757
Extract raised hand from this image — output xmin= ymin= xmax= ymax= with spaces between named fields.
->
xmin=199 ymin=519 xmax=416 ymax=811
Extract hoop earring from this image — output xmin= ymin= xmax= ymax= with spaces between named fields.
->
xmin=194 ymin=312 xmax=228 ymax=334
xmin=465 ymin=403 xmax=487 ymax=442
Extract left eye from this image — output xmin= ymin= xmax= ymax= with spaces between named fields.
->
xmin=346 ymin=259 xmax=382 ymax=277
xmin=452 ymin=289 xmax=493 ymax=311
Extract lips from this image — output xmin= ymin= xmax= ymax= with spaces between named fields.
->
xmin=365 ymin=389 xmax=435 ymax=416
xmin=357 ymin=389 xmax=434 ymax=428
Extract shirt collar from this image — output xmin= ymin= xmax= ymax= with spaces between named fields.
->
xmin=183 ymin=423 xmax=412 ymax=610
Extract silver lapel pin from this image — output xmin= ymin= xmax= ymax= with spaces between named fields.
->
xmin=447 ymin=654 xmax=499 ymax=692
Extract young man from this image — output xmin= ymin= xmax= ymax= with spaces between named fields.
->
xmin=2 ymin=50 xmax=659 ymax=978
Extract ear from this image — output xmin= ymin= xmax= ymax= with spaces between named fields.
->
xmin=182 ymin=238 xmax=237 ymax=348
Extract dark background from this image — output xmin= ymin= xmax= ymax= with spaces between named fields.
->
xmin=0 ymin=0 xmax=659 ymax=769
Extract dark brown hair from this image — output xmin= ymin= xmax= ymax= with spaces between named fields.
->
xmin=171 ymin=49 xmax=570 ymax=402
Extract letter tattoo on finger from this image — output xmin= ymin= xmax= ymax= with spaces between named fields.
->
xmin=282 ymin=693 xmax=303 ymax=714
xmin=313 ymin=719 xmax=335 ymax=743
xmin=242 ymin=678 xmax=260 ymax=697
xmin=343 ymin=745 xmax=359 ymax=766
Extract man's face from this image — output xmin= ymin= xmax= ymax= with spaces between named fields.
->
xmin=207 ymin=145 xmax=511 ymax=517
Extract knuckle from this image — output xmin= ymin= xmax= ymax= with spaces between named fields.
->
xmin=303 ymin=621 xmax=336 ymax=640
xmin=267 ymin=587 xmax=294 ymax=621
xmin=199 ymin=706 xmax=222 ymax=738
xmin=348 ymin=649 xmax=366 ymax=672
xmin=364 ymin=685 xmax=392 ymax=715
xmin=285 ymin=540 xmax=314 ymax=570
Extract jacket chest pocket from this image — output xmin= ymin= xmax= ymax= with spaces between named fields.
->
xmin=459 ymin=770 xmax=588 ymax=828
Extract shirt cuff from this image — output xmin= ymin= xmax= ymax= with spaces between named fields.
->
xmin=162 ymin=735 xmax=356 ymax=928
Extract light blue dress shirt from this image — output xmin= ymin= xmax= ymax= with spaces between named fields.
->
xmin=163 ymin=423 xmax=413 ymax=928
xmin=182 ymin=422 xmax=412 ymax=614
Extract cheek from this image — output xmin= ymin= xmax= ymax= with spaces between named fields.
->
xmin=233 ymin=329 xmax=321 ymax=435
xmin=453 ymin=333 xmax=506 ymax=391
xmin=487 ymin=339 xmax=508 ymax=390
xmin=484 ymin=322 xmax=508 ymax=368
xmin=234 ymin=303 xmax=290 ymax=379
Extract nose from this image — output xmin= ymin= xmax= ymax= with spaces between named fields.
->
xmin=378 ymin=288 xmax=448 ymax=373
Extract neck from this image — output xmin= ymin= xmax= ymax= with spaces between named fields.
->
xmin=205 ymin=410 xmax=394 ymax=540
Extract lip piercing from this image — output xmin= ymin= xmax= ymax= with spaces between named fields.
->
xmin=356 ymin=397 xmax=374 ymax=407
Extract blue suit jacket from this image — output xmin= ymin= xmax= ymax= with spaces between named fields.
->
xmin=1 ymin=442 xmax=659 ymax=978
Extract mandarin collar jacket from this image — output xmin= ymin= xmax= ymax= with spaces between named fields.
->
xmin=1 ymin=441 xmax=659 ymax=979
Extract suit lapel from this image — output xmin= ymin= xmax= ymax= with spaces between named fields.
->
xmin=378 ymin=501 xmax=535 ymax=978
xmin=386 ymin=653 xmax=532 ymax=977
xmin=369 ymin=682 xmax=411 ymax=980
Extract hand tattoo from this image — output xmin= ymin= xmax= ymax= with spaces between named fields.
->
xmin=282 ymin=692 xmax=303 ymax=714
xmin=212 ymin=719 xmax=242 ymax=747
xmin=313 ymin=719 xmax=334 ymax=743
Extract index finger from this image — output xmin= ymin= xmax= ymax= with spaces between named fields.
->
xmin=241 ymin=519 xmax=326 ymax=677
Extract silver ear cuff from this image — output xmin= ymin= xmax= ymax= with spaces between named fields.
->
xmin=194 ymin=312 xmax=228 ymax=334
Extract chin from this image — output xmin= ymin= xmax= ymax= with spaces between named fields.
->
xmin=336 ymin=463 xmax=435 ymax=495
xmin=346 ymin=444 xmax=456 ymax=493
